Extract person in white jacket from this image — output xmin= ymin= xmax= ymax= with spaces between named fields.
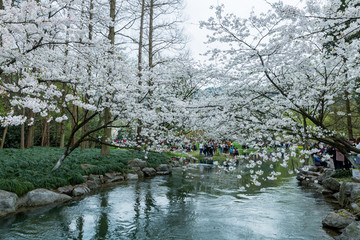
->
xmin=199 ymin=143 xmax=204 ymax=155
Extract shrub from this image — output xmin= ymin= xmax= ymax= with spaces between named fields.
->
xmin=331 ymin=169 xmax=352 ymax=178
xmin=0 ymin=179 xmax=34 ymax=196
xmin=0 ymin=147 xmax=170 ymax=195
xmin=68 ymin=173 xmax=85 ymax=185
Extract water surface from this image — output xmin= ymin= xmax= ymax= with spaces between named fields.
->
xmin=0 ymin=164 xmax=334 ymax=240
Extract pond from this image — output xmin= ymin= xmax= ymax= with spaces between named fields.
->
xmin=0 ymin=164 xmax=334 ymax=240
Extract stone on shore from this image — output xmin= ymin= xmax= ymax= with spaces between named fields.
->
xmin=72 ymin=184 xmax=91 ymax=197
xmin=19 ymin=189 xmax=71 ymax=207
xmin=335 ymin=221 xmax=360 ymax=240
xmin=322 ymin=209 xmax=356 ymax=229
xmin=126 ymin=173 xmax=139 ymax=180
xmin=127 ymin=159 xmax=147 ymax=169
xmin=142 ymin=167 xmax=156 ymax=177
xmin=104 ymin=172 xmax=124 ymax=183
xmin=0 ymin=190 xmax=18 ymax=216
xmin=57 ymin=185 xmax=74 ymax=196
xmin=156 ymin=164 xmax=172 ymax=175
xmin=322 ymin=178 xmax=340 ymax=192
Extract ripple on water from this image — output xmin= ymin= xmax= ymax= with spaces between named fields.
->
xmin=0 ymin=170 xmax=334 ymax=240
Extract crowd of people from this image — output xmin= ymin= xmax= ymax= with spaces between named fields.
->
xmin=199 ymin=141 xmax=241 ymax=157
xmin=310 ymin=137 xmax=360 ymax=169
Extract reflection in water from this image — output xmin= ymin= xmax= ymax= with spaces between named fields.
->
xmin=0 ymin=164 xmax=334 ymax=240
xmin=95 ymin=192 xmax=109 ymax=240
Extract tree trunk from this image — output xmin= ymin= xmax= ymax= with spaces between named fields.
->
xmin=71 ymin=104 xmax=77 ymax=146
xmin=0 ymin=126 xmax=8 ymax=149
xmin=20 ymin=108 xmax=25 ymax=149
xmin=345 ymin=90 xmax=353 ymax=139
xmin=41 ymin=118 xmax=48 ymax=147
xmin=101 ymin=108 xmax=111 ymax=156
xmin=148 ymin=0 xmax=154 ymax=70
xmin=81 ymin=0 xmax=93 ymax=152
xmin=26 ymin=110 xmax=35 ymax=148
xmin=136 ymin=0 xmax=145 ymax=149
xmin=59 ymin=121 xmax=65 ymax=148
xmin=302 ymin=115 xmax=309 ymax=165
xmin=81 ymin=119 xmax=89 ymax=151
xmin=100 ymin=0 xmax=115 ymax=156
xmin=0 ymin=0 xmax=3 ymax=47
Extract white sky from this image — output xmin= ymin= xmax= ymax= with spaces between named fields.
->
xmin=183 ymin=0 xmax=303 ymax=60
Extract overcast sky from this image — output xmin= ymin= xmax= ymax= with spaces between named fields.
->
xmin=183 ymin=0 xmax=303 ymax=60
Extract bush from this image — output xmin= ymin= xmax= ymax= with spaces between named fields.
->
xmin=68 ymin=173 xmax=85 ymax=185
xmin=0 ymin=147 xmax=170 ymax=195
xmin=0 ymin=179 xmax=34 ymax=196
xmin=331 ymin=169 xmax=352 ymax=178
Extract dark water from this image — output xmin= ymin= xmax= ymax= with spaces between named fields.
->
xmin=0 ymin=164 xmax=334 ymax=240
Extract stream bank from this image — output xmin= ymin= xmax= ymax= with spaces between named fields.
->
xmin=297 ymin=166 xmax=360 ymax=239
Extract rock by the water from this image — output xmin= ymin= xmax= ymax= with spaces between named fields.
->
xmin=0 ymin=190 xmax=18 ymax=216
xmin=352 ymin=177 xmax=360 ymax=183
xmin=142 ymin=167 xmax=156 ymax=177
xmin=335 ymin=221 xmax=360 ymax=240
xmin=350 ymin=203 xmax=360 ymax=212
xmin=318 ymin=169 xmax=334 ymax=184
xmin=86 ymin=180 xmax=100 ymax=190
xmin=104 ymin=172 xmax=124 ymax=183
xmin=20 ymin=189 xmax=71 ymax=207
xmin=127 ymin=159 xmax=147 ymax=169
xmin=88 ymin=174 xmax=104 ymax=184
xmin=57 ymin=185 xmax=74 ymax=196
xmin=322 ymin=178 xmax=340 ymax=192
xmin=322 ymin=209 xmax=356 ymax=229
xmin=72 ymin=184 xmax=91 ymax=197
xmin=156 ymin=164 xmax=172 ymax=175
xmin=126 ymin=173 xmax=139 ymax=180
xmin=172 ymin=161 xmax=181 ymax=167
xmin=105 ymin=175 xmax=124 ymax=183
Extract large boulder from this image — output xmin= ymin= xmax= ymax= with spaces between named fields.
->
xmin=57 ymin=185 xmax=74 ymax=196
xmin=129 ymin=167 xmax=144 ymax=179
xmin=20 ymin=189 xmax=71 ymax=207
xmin=88 ymin=174 xmax=104 ymax=184
xmin=322 ymin=209 xmax=356 ymax=229
xmin=0 ymin=190 xmax=18 ymax=216
xmin=142 ymin=167 xmax=156 ymax=177
xmin=104 ymin=172 xmax=124 ymax=184
xmin=318 ymin=169 xmax=334 ymax=184
xmin=126 ymin=173 xmax=139 ymax=180
xmin=86 ymin=180 xmax=100 ymax=190
xmin=156 ymin=164 xmax=172 ymax=175
xmin=340 ymin=182 xmax=360 ymax=202
xmin=322 ymin=178 xmax=341 ymax=192
xmin=127 ymin=159 xmax=147 ymax=169
xmin=352 ymin=177 xmax=360 ymax=183
xmin=72 ymin=184 xmax=91 ymax=197
xmin=335 ymin=221 xmax=360 ymax=240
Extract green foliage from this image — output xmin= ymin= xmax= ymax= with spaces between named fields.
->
xmin=0 ymin=147 xmax=169 ymax=195
xmin=331 ymin=169 xmax=352 ymax=178
xmin=0 ymin=179 xmax=34 ymax=196
xmin=0 ymin=126 xmax=21 ymax=148
xmin=68 ymin=173 xmax=85 ymax=185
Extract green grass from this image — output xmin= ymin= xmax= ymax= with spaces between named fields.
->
xmin=0 ymin=147 xmax=169 ymax=196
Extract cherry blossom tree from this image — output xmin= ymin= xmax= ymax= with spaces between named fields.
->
xmin=197 ymin=0 xmax=360 ymax=183
xmin=0 ymin=0 xmax=198 ymax=169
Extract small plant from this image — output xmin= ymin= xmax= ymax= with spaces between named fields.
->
xmin=0 ymin=179 xmax=34 ymax=196
xmin=331 ymin=169 xmax=352 ymax=178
